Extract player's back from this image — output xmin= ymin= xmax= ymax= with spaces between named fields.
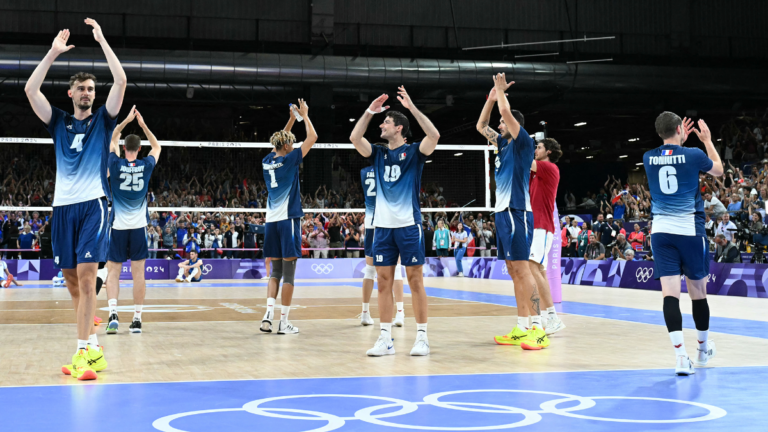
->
xmin=361 ymin=166 xmax=376 ymax=227
xmin=262 ymin=150 xmax=303 ymax=223
xmin=108 ymin=154 xmax=156 ymax=230
xmin=494 ymin=128 xmax=535 ymax=213
xmin=47 ymin=106 xmax=116 ymax=206
xmin=370 ymin=143 xmax=426 ymax=228
xmin=644 ymin=144 xmax=713 ymax=236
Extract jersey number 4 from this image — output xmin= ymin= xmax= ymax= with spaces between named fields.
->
xmin=658 ymin=166 xmax=678 ymax=194
xmin=120 ymin=172 xmax=144 ymax=191
xmin=70 ymin=134 xmax=85 ymax=152
xmin=383 ymin=165 xmax=401 ymax=182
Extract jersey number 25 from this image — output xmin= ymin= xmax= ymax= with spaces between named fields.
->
xmin=120 ymin=173 xmax=144 ymax=191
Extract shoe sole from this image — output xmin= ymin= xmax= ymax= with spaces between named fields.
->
xmin=130 ymin=329 xmax=142 ymax=334
xmin=367 ymin=349 xmax=395 ymax=357
xmin=394 ymin=320 xmax=404 ymax=327
xmin=361 ymin=321 xmax=374 ymax=326
xmin=545 ymin=323 xmax=566 ymax=336
xmin=76 ymin=370 xmax=98 ymax=380
xmin=61 ymin=366 xmax=72 ymax=375
xmin=494 ymin=338 xmax=523 ymax=346
xmin=410 ymin=350 xmax=429 ymax=356
xmin=521 ymin=342 xmax=543 ymax=350
xmin=106 ymin=322 xmax=119 ymax=334
xmin=260 ymin=321 xmax=273 ymax=333
xmin=676 ymin=369 xmax=696 ymax=376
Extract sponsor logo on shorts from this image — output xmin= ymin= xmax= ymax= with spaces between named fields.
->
xmin=412 ymin=257 xmax=417 ymax=263
xmin=55 ymin=257 xmax=59 ymax=264
xmin=636 ymin=267 xmax=654 ymax=283
xmin=85 ymin=252 xmax=92 ymax=258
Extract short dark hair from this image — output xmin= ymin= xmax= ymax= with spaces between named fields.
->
xmin=655 ymin=111 xmax=682 ymax=139
xmin=124 ymin=134 xmax=141 ymax=152
xmin=69 ymin=72 xmax=97 ymax=89
xmin=511 ymin=110 xmax=525 ymax=127
xmin=540 ymin=138 xmax=562 ymax=163
xmin=386 ymin=111 xmax=410 ymax=137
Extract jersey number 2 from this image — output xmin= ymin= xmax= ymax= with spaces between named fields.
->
xmin=119 ymin=173 xmax=144 ymax=191
xmin=659 ymin=166 xmax=678 ymax=194
xmin=365 ymin=178 xmax=376 ymax=196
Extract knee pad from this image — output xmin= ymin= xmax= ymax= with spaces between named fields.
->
xmin=691 ymin=298 xmax=710 ymax=331
xmin=270 ymin=259 xmax=283 ymax=281
xmin=394 ymin=264 xmax=404 ymax=281
xmin=363 ymin=264 xmax=376 ymax=281
xmin=282 ymin=260 xmax=297 ymax=285
xmin=663 ymin=296 xmax=682 ymax=333
xmin=96 ymin=263 xmax=107 ymax=295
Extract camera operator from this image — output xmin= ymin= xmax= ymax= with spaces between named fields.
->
xmin=714 ymin=234 xmax=742 ymax=263
xmin=610 ymin=234 xmax=634 ymax=260
xmin=584 ymin=233 xmax=605 ymax=261
xmin=716 ymin=213 xmax=737 ymax=243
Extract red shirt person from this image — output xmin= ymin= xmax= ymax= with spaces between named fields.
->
xmin=627 ymin=223 xmax=645 ymax=250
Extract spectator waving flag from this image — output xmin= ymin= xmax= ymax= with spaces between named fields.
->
xmin=611 ymin=190 xmax=629 ymax=204
xmin=458 ymin=212 xmax=476 ymax=257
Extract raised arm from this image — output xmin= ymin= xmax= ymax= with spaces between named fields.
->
xmin=396 ymin=86 xmax=440 ymax=156
xmin=476 ymin=88 xmax=501 ymax=145
xmin=110 ymin=105 xmax=137 ymax=154
xmin=350 ymin=94 xmax=390 ymax=158
xmin=690 ymin=119 xmax=724 ymax=177
xmin=493 ymin=73 xmax=519 ymax=139
xmin=136 ymin=110 xmax=161 ymax=161
xmin=283 ymin=104 xmax=296 ymax=132
xmin=25 ymin=30 xmax=76 ymax=124
xmin=296 ymin=99 xmax=318 ymax=157
xmin=85 ymin=18 xmax=126 ymax=118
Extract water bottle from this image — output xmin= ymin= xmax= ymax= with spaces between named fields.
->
xmin=290 ymin=104 xmax=304 ymax=122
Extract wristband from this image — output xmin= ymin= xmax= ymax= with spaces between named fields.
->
xmin=367 ymin=107 xmax=388 ymax=115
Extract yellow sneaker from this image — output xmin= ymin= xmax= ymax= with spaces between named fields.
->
xmin=64 ymin=345 xmax=106 ymax=375
xmin=521 ymin=326 xmax=550 ymax=350
xmin=69 ymin=349 xmax=98 ymax=380
xmin=494 ymin=325 xmax=529 ymax=346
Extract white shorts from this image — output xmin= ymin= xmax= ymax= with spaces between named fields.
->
xmin=528 ymin=229 xmax=554 ymax=268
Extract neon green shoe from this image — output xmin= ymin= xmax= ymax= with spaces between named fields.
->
xmin=70 ymin=349 xmax=98 ymax=380
xmin=494 ymin=325 xmax=529 ymax=346
xmin=521 ymin=326 xmax=550 ymax=350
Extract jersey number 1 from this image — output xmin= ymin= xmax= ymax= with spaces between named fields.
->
xmin=659 ymin=166 xmax=678 ymax=194
xmin=119 ymin=173 xmax=144 ymax=191
xmin=268 ymin=170 xmax=278 ymax=188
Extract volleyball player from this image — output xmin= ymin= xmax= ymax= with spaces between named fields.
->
xmin=528 ymin=138 xmax=566 ymax=335
xmin=477 ymin=74 xmax=548 ymax=350
xmin=26 ymin=19 xmax=126 ymax=380
xmin=360 ymin=165 xmax=405 ymax=327
xmin=644 ymin=113 xmax=722 ymax=375
xmin=350 ymin=86 xmax=440 ymax=356
xmin=105 ymin=107 xmax=161 ymax=334
xmin=260 ymin=100 xmax=317 ymax=335
xmin=0 ymin=259 xmax=22 ymax=287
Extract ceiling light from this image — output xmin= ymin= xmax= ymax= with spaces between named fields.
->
xmin=529 ymin=134 xmax=535 ymax=138
xmin=628 ymin=138 xmax=640 ymax=142
xmin=426 ymin=160 xmax=432 ymax=164
xmin=586 ymin=156 xmax=593 ymax=159
xmin=349 ymin=118 xmax=355 ymax=122
xmin=636 ymin=162 xmax=643 ymax=166
xmin=454 ymin=153 xmax=463 ymax=156
xmin=717 ymin=139 xmax=722 ymax=142
xmin=574 ymin=122 xmax=587 ymax=127
xmin=619 ymin=155 xmax=628 ymax=158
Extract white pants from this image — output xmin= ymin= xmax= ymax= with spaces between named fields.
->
xmin=529 ymin=229 xmax=554 ymax=268
xmin=313 ymin=249 xmax=329 ymax=259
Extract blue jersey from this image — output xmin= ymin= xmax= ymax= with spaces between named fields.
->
xmin=108 ymin=153 xmax=156 ymax=230
xmin=46 ymin=106 xmax=116 ymax=206
xmin=644 ymin=144 xmax=713 ymax=236
xmin=494 ymin=127 xmax=535 ymax=213
xmin=263 ymin=149 xmax=303 ymax=222
xmin=361 ymin=166 xmax=376 ymax=227
xmin=369 ymin=143 xmax=426 ymax=228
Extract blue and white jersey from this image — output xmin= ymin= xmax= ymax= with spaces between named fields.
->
xmin=263 ymin=149 xmax=303 ymax=223
xmin=369 ymin=143 xmax=427 ymax=228
xmin=361 ymin=166 xmax=376 ymax=227
xmin=644 ymin=144 xmax=713 ymax=236
xmin=494 ymin=127 xmax=535 ymax=213
xmin=108 ymin=153 xmax=156 ymax=229
xmin=46 ymin=106 xmax=116 ymax=206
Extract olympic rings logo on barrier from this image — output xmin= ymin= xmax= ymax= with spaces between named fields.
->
xmin=152 ymin=389 xmax=727 ymax=431
xmin=636 ymin=267 xmax=654 ymax=283
xmin=201 ymin=264 xmax=213 ymax=276
xmin=311 ymin=264 xmax=334 ymax=275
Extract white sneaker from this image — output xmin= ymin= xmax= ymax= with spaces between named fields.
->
xmin=545 ymin=316 xmax=566 ymax=335
xmin=695 ymin=340 xmax=716 ymax=366
xmin=410 ymin=332 xmax=430 ymax=356
xmin=260 ymin=310 xmax=273 ymax=333
xmin=675 ymin=355 xmax=696 ymax=376
xmin=367 ymin=333 xmax=395 ymax=356
xmin=175 ymin=277 xmax=184 ymax=283
xmin=261 ymin=276 xmax=270 ymax=280
xmin=360 ymin=312 xmax=374 ymax=326
xmin=457 ymin=272 xmax=464 ymax=278
xmin=394 ymin=311 xmax=405 ymax=327
xmin=277 ymin=320 xmax=299 ymax=334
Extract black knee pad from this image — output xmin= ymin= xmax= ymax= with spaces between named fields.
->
xmin=95 ymin=262 xmax=106 ymax=295
xmin=283 ymin=260 xmax=297 ymax=285
xmin=663 ymin=296 xmax=682 ymax=333
xmin=691 ymin=298 xmax=710 ymax=331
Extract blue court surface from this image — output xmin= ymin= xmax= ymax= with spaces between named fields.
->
xmin=1 ymin=367 xmax=763 ymax=431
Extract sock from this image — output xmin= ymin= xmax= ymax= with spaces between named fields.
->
xmin=266 ymin=297 xmax=276 ymax=318
xmin=697 ymin=330 xmax=709 ymax=350
xmin=417 ymin=323 xmax=427 ymax=334
xmin=531 ymin=315 xmax=542 ymax=328
xmin=134 ymin=304 xmax=143 ymax=321
xmin=380 ymin=322 xmax=392 ymax=335
xmin=547 ymin=306 xmax=557 ymax=318
xmin=281 ymin=305 xmax=290 ymax=322
xmin=77 ymin=339 xmax=87 ymax=351
xmin=88 ymin=334 xmax=99 ymax=348
xmin=669 ymin=331 xmax=686 ymax=356
xmin=362 ymin=303 xmax=370 ymax=313
xmin=108 ymin=299 xmax=117 ymax=315
xmin=396 ymin=302 xmax=404 ymax=314
xmin=517 ymin=316 xmax=528 ymax=330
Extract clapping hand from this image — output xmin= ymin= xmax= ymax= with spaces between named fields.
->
xmin=368 ymin=94 xmax=390 ymax=114
xmin=51 ymin=30 xmax=75 ymax=55
xmin=84 ymin=18 xmax=105 ymax=43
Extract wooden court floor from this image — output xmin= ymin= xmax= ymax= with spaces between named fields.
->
xmin=2 ymin=278 xmax=768 ymax=388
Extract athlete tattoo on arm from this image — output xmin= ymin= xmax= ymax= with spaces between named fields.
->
xmin=478 ymin=121 xmax=499 ymax=143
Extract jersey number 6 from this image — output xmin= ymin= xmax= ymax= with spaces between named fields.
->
xmin=659 ymin=166 xmax=678 ymax=194
xmin=119 ymin=172 xmax=144 ymax=192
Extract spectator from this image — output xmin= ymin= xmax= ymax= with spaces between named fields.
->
xmin=584 ymin=234 xmax=605 ymax=260
xmin=599 ymin=214 xmax=619 ymax=248
xmin=211 ymin=228 xmax=223 ymax=258
xmin=176 ymin=220 xmax=188 ymax=256
xmin=577 ymin=222 xmax=591 ymax=258
xmin=610 ymin=234 xmax=633 ymax=260
xmin=1 ymin=213 xmax=20 ymax=259
xmin=750 ymin=212 xmax=766 ymax=248
xmin=561 ymin=220 xmax=570 ymax=257
xmin=564 ymin=191 xmax=576 ymax=211
xmin=38 ymin=223 xmax=52 ymax=259
xmin=183 ymin=226 xmax=201 ymax=255
xmin=480 ymin=223 xmax=493 ymax=257
xmin=567 ymin=219 xmax=581 ymax=258
xmin=622 ymin=249 xmax=636 ymax=261
xmin=727 ymin=194 xmax=742 ymax=218
xmin=627 ymin=224 xmax=645 ymax=251
xmin=309 ymin=220 xmax=330 ymax=259
xmin=704 ymin=192 xmax=727 ymax=219
xmin=613 ymin=193 xmax=627 ymax=221
xmin=242 ymin=224 xmax=257 ymax=259
xmin=592 ymin=214 xmax=606 ymax=243
xmin=705 ymin=214 xmax=716 ymax=240
xmin=452 ymin=222 xmax=469 ymax=277
xmin=224 ymin=225 xmax=240 ymax=259
xmin=714 ymin=234 xmax=741 ymax=263
xmin=716 ymin=214 xmax=738 ymax=243
xmin=18 ymin=224 xmax=37 ymax=259
xmin=28 ymin=212 xmax=43 ymax=232
xmin=148 ymin=226 xmax=160 ymax=259
xmin=344 ymin=226 xmax=360 ymax=258
xmin=475 ymin=213 xmax=485 ymax=232
xmin=434 ymin=219 xmax=451 ymax=257
xmin=327 ymin=214 xmax=344 ymax=258
xmin=422 ymin=220 xmax=435 ymax=257
xmin=161 ymin=226 xmax=175 ymax=259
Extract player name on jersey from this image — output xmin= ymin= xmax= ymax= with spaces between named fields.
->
xmin=118 ymin=164 xmax=147 ymax=173
xmin=647 ymin=155 xmax=687 ymax=165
